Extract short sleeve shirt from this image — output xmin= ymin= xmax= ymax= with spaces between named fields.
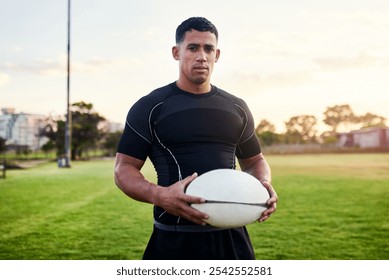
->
xmin=117 ymin=82 xmax=262 ymax=225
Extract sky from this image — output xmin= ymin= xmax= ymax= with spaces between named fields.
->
xmin=1 ymin=0 xmax=389 ymax=133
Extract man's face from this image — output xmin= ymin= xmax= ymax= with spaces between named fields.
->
xmin=173 ymin=30 xmax=220 ymax=87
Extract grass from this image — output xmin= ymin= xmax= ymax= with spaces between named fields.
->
xmin=0 ymin=159 xmax=155 ymax=260
xmin=248 ymin=154 xmax=389 ymax=259
xmin=0 ymin=154 xmax=388 ymax=260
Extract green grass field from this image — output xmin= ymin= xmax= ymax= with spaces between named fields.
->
xmin=0 ymin=154 xmax=388 ymax=260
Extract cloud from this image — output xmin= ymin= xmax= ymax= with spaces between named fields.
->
xmin=1 ymin=59 xmax=64 ymax=76
xmin=218 ymin=70 xmax=314 ymax=96
xmin=314 ymin=52 xmax=381 ymax=71
xmin=72 ymin=58 xmax=116 ymax=74
xmin=10 ymin=46 xmax=23 ymax=53
xmin=258 ymin=71 xmax=314 ymax=88
xmin=0 ymin=73 xmax=10 ymax=87
xmin=0 ymin=57 xmax=115 ymax=76
xmin=228 ymin=70 xmax=313 ymax=88
xmin=328 ymin=10 xmax=389 ymax=28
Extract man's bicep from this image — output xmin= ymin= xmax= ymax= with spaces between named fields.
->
xmin=115 ymin=152 xmax=145 ymax=171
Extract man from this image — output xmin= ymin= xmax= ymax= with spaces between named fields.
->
xmin=115 ymin=17 xmax=278 ymax=260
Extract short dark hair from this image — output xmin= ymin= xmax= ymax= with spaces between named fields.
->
xmin=175 ymin=17 xmax=219 ymax=44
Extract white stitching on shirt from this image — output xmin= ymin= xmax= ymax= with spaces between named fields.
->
xmin=234 ymin=104 xmax=249 ymax=155
xmin=153 ymin=129 xmax=184 ymax=224
xmin=148 ymin=102 xmax=164 ymax=140
xmin=153 ymin=129 xmax=183 ymax=182
xmin=126 ymin=121 xmax=151 ymax=144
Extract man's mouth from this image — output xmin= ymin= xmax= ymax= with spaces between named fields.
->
xmin=194 ymin=66 xmax=208 ymax=71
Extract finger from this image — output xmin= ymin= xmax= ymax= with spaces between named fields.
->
xmin=266 ymin=196 xmax=278 ymax=206
xmin=171 ymin=201 xmax=208 ymax=225
xmin=181 ymin=172 xmax=207 ymax=204
xmin=182 ymin=198 xmax=209 ymax=219
xmin=258 ymin=201 xmax=277 ymax=223
xmin=181 ymin=208 xmax=209 ymax=225
xmin=182 ymin=172 xmax=198 ymax=187
xmin=258 ymin=214 xmax=270 ymax=223
xmin=261 ymin=181 xmax=278 ymax=199
xmin=263 ymin=204 xmax=276 ymax=216
xmin=185 ymin=193 xmax=206 ymax=204
xmin=259 ymin=205 xmax=276 ymax=220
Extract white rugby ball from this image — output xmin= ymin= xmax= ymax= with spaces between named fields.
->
xmin=185 ymin=169 xmax=269 ymax=228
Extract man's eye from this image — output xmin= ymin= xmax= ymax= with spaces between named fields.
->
xmin=188 ymin=46 xmax=197 ymax=51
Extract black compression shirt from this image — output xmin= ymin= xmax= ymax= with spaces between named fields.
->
xmin=117 ymin=82 xmax=262 ymax=225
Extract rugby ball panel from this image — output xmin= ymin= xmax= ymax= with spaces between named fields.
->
xmin=192 ymin=203 xmax=265 ymax=228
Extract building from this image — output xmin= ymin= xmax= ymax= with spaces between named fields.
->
xmin=337 ymin=127 xmax=389 ymax=148
xmin=0 ymin=108 xmax=49 ymax=151
xmin=107 ymin=121 xmax=123 ymax=133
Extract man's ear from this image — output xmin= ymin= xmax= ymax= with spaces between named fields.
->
xmin=215 ymin=49 xmax=221 ymax=62
xmin=172 ymin=46 xmax=180 ymax=61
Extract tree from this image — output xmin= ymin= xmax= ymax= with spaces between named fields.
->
xmin=255 ymin=119 xmax=280 ymax=146
xmin=41 ymin=101 xmax=107 ymax=160
xmin=284 ymin=115 xmax=317 ymax=144
xmin=256 ymin=119 xmax=276 ymax=134
xmin=70 ymin=101 xmax=106 ymax=160
xmin=323 ymin=104 xmax=357 ymax=132
xmin=320 ymin=131 xmax=338 ymax=145
xmin=103 ymin=131 xmax=122 ymax=157
xmin=39 ymin=116 xmax=64 ymax=157
xmin=357 ymin=112 xmax=387 ymax=128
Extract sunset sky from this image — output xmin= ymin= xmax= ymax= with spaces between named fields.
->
xmin=1 ymin=0 xmax=388 ymax=132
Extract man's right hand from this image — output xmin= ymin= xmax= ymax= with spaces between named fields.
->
xmin=152 ymin=173 xmax=209 ymax=225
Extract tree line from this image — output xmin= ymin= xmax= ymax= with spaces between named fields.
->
xmin=40 ymin=101 xmax=121 ymax=160
xmin=256 ymin=104 xmax=387 ymax=146
xmin=3 ymin=102 xmax=385 ymax=160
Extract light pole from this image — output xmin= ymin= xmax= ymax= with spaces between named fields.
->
xmin=64 ymin=0 xmax=71 ymax=167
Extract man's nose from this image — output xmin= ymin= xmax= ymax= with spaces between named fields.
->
xmin=196 ymin=49 xmax=207 ymax=62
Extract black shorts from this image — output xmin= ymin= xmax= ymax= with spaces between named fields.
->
xmin=142 ymin=225 xmax=255 ymax=260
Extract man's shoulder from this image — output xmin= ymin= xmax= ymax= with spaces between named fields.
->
xmin=214 ymin=86 xmax=246 ymax=105
xmin=137 ymin=83 xmax=174 ymax=106
xmin=129 ymin=83 xmax=175 ymax=114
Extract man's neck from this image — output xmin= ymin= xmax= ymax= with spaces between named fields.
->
xmin=176 ymin=80 xmax=211 ymax=94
